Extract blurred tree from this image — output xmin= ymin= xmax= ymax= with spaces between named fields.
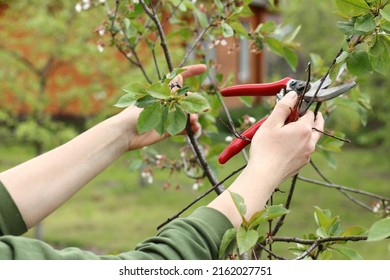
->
xmin=281 ymin=0 xmax=390 ymax=149
xmin=0 ymin=0 xmax=134 ymax=238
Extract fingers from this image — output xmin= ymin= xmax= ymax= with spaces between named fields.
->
xmin=181 ymin=64 xmax=207 ymax=79
xmin=170 ymin=64 xmax=207 ymax=88
xmin=264 ymin=91 xmax=298 ymax=127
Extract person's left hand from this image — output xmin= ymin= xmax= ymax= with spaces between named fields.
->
xmin=118 ymin=64 xmax=206 ymax=151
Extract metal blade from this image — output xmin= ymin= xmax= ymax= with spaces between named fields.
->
xmin=306 ymin=63 xmax=347 ymax=93
xmin=303 ymin=81 xmax=356 ymax=102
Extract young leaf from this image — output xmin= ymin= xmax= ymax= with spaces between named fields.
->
xmin=166 ymin=105 xmax=187 ymax=135
xmin=367 ymin=217 xmax=390 ymax=241
xmin=219 ymin=228 xmax=238 ymax=259
xmin=265 ymin=205 xmax=290 ymax=219
xmin=122 ymin=82 xmax=148 ymax=95
xmin=136 ymin=95 xmax=158 ymax=108
xmin=164 ymin=68 xmax=186 ymax=83
xmin=334 ymin=246 xmax=363 ymax=260
xmin=155 ymin=105 xmax=168 ymax=136
xmin=346 ymin=51 xmax=372 ymax=75
xmin=314 ymin=206 xmax=331 ymax=227
xmin=221 ymin=22 xmax=234 ymax=37
xmin=114 ymin=93 xmax=137 ymax=108
xmin=229 ymin=191 xmax=247 ymax=217
xmin=128 ymin=159 xmax=143 ymax=172
xmin=335 ymin=0 xmax=370 ymax=17
xmin=380 ymin=4 xmax=390 ymax=22
xmin=137 ymin=102 xmax=162 ymax=134
xmin=369 ymin=35 xmax=390 ymax=75
xmin=146 ymin=82 xmax=171 ymax=99
xmin=341 ymin=225 xmax=368 ymax=236
xmin=179 ymin=94 xmax=210 ymax=113
xmin=237 ymin=228 xmax=259 ymax=255
xmin=354 ymin=13 xmax=376 ymax=32
xmin=282 ymin=46 xmax=298 ymax=71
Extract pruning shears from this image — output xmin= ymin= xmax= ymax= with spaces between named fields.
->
xmin=218 ymin=76 xmax=356 ymax=164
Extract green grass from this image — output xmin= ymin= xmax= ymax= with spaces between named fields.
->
xmin=0 ymin=143 xmax=389 ymax=259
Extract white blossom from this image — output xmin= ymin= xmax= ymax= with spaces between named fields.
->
xmin=225 ymin=136 xmax=233 ymax=142
xmin=97 ymin=44 xmax=104 ymax=53
xmin=192 ymin=182 xmax=199 ymax=191
xmin=75 ymin=3 xmax=82 ymax=13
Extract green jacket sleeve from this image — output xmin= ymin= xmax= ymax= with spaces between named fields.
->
xmin=0 ymin=181 xmax=27 ymax=236
xmin=0 ymin=207 xmax=233 ymax=260
xmin=0 ymin=180 xmax=233 ymax=260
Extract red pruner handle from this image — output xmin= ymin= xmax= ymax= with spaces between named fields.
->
xmin=218 ymin=116 xmax=269 ymax=164
xmin=221 ymin=77 xmax=292 ymax=97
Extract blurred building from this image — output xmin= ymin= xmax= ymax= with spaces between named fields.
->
xmin=0 ymin=1 xmax=279 ymax=114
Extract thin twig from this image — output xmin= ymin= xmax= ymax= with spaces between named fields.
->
xmin=271 ymin=174 xmax=298 ymax=236
xmin=297 ymin=176 xmax=390 ymax=201
xmin=312 ymin=128 xmax=352 ymax=143
xmin=140 ymin=0 xmax=174 ymax=71
xmin=179 ymin=20 xmax=214 ymax=67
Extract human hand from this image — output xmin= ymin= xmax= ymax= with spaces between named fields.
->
xmin=248 ymin=91 xmax=324 ymax=184
xmin=118 ymin=64 xmax=206 ymax=151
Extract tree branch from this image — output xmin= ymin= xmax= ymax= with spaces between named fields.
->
xmin=140 ymin=0 xmax=173 ymax=71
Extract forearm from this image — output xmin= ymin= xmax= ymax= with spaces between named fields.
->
xmin=0 ymin=114 xmax=130 ymax=228
xmin=208 ymin=163 xmax=281 ymax=228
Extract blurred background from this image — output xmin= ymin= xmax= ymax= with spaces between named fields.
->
xmin=0 ymin=0 xmax=389 ymax=259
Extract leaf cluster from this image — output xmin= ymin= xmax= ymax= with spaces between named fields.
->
xmin=115 ymin=69 xmax=210 ymax=136
xmin=335 ymin=0 xmax=390 ymax=75
xmin=218 ymin=191 xmax=289 ymax=259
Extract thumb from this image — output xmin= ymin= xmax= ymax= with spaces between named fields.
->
xmin=264 ymin=91 xmax=298 ymax=127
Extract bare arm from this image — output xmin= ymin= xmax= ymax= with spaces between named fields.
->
xmin=208 ymin=91 xmax=325 ymax=228
xmin=0 ymin=64 xmax=206 ymax=229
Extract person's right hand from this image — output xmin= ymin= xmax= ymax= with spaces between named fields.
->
xmin=248 ymin=91 xmax=324 ymax=184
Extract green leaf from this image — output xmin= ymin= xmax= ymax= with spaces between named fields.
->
xmin=146 ymin=82 xmax=171 ymax=99
xmin=221 ymin=22 xmax=234 ymax=37
xmin=164 ymin=68 xmax=186 ymax=83
xmin=354 ymin=13 xmax=376 ymax=32
xmin=380 ymin=4 xmax=390 ymax=22
xmin=194 ymin=8 xmax=208 ymax=29
xmin=237 ymin=228 xmax=259 ymax=255
xmin=346 ymin=51 xmax=372 ymax=75
xmin=250 ymin=205 xmax=289 ymax=228
xmin=314 ymin=206 xmax=331 ymax=228
xmin=369 ymin=35 xmax=390 ymax=75
xmin=179 ymin=94 xmax=210 ymax=113
xmin=341 ymin=225 xmax=368 ymax=236
xmin=282 ymin=46 xmax=298 ymax=71
xmin=337 ymin=20 xmax=365 ymax=36
xmin=367 ymin=217 xmax=390 ymax=241
xmin=155 ymin=104 xmax=168 ymax=136
xmin=335 ymin=0 xmax=370 ymax=17
xmin=229 ymin=191 xmax=247 ymax=217
xmin=265 ymin=205 xmax=290 ymax=219
xmin=166 ymin=105 xmax=187 ymax=135
xmin=137 ymin=102 xmax=162 ymax=134
xmin=135 ymin=95 xmax=158 ymax=108
xmin=128 ymin=159 xmax=143 ymax=172
xmin=122 ymin=82 xmax=148 ymax=95
xmin=114 ymin=93 xmax=137 ymax=108
xmin=229 ymin=20 xmax=249 ymax=38
xmin=316 ymin=227 xmax=329 ymax=238
xmin=327 ymin=216 xmax=342 ymax=236
xmin=334 ymin=246 xmax=363 ymax=260
xmin=265 ymin=37 xmax=284 ymax=56
xmin=219 ymin=228 xmax=237 ymax=259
